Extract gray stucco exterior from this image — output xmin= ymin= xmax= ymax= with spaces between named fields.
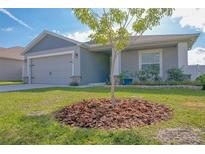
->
xmin=0 ymin=58 xmax=23 ymax=81
xmin=121 ymin=46 xmax=178 ymax=80
xmin=28 ymin=35 xmax=76 ymax=53
xmin=24 ymin=33 xmax=81 ymax=84
xmin=80 ymin=48 xmax=110 ymax=85
xmin=121 ymin=49 xmax=140 ymax=75
xmin=162 ymin=47 xmax=178 ymax=80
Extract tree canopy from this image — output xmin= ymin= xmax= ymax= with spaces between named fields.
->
xmin=73 ymin=8 xmax=174 ymax=51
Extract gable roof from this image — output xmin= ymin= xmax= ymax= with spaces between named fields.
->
xmin=0 ymin=46 xmax=24 ymax=60
xmin=23 ymin=30 xmax=200 ymax=54
xmin=23 ymin=30 xmax=82 ymax=54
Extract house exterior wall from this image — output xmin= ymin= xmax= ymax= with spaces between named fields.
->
xmin=28 ymin=35 xmax=76 ymax=53
xmin=22 ymin=32 xmax=201 ymax=84
xmin=23 ymin=45 xmax=80 ymax=83
xmin=162 ymin=47 xmax=178 ymax=80
xmin=121 ymin=46 xmax=178 ymax=80
xmin=0 ymin=58 xmax=23 ymax=81
xmin=80 ymin=48 xmax=110 ymax=85
xmin=121 ymin=49 xmax=140 ymax=75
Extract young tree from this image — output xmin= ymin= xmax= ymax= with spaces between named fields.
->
xmin=73 ymin=8 xmax=174 ymax=105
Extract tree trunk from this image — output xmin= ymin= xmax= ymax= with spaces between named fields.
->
xmin=111 ymin=48 xmax=117 ymax=106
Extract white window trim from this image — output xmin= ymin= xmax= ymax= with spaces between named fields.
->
xmin=27 ymin=50 xmax=75 ymax=84
xmin=138 ymin=49 xmax=163 ymax=77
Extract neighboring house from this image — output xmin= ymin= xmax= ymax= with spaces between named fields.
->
xmin=0 ymin=47 xmax=24 ymax=81
xmin=22 ymin=30 xmax=204 ymax=85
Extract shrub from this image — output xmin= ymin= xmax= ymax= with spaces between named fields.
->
xmin=105 ymin=79 xmax=111 ymax=85
xmin=196 ymin=74 xmax=205 ymax=90
xmin=167 ymin=68 xmax=186 ymax=82
xmin=69 ymin=82 xmax=79 ymax=86
xmin=196 ymin=74 xmax=205 ymax=82
xmin=135 ymin=70 xmax=149 ymax=82
xmin=119 ymin=71 xmax=134 ymax=84
xmin=119 ymin=71 xmax=128 ymax=84
xmin=133 ymin=80 xmax=201 ymax=86
xmin=149 ymin=69 xmax=161 ymax=81
xmin=136 ymin=69 xmax=161 ymax=82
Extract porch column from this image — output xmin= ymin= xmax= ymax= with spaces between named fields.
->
xmin=113 ymin=52 xmax=121 ymax=76
xmin=178 ymin=42 xmax=188 ymax=68
xmin=112 ymin=51 xmax=121 ymax=84
xmin=70 ymin=48 xmax=81 ymax=85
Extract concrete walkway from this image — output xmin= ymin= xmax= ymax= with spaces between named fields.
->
xmin=0 ymin=84 xmax=95 ymax=92
xmin=0 ymin=84 xmax=69 ymax=92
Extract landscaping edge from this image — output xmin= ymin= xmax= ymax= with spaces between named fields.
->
xmin=104 ymin=85 xmax=202 ymax=89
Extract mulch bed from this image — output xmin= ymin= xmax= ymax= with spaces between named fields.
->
xmin=55 ymin=98 xmax=173 ymax=129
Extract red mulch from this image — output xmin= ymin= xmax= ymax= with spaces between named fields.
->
xmin=55 ymin=98 xmax=173 ymax=129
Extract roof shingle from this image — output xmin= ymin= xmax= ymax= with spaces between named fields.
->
xmin=0 ymin=46 xmax=24 ymax=60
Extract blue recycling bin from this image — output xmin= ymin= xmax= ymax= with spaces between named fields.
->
xmin=123 ymin=78 xmax=133 ymax=85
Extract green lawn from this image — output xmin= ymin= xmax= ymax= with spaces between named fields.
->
xmin=0 ymin=87 xmax=205 ymax=144
xmin=0 ymin=80 xmax=23 ymax=86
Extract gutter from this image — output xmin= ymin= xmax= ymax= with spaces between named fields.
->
xmin=81 ymin=33 xmax=200 ymax=51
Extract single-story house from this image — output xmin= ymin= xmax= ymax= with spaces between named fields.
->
xmin=22 ymin=30 xmax=204 ymax=85
xmin=0 ymin=47 xmax=24 ymax=81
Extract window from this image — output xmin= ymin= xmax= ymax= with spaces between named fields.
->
xmin=139 ymin=50 xmax=162 ymax=76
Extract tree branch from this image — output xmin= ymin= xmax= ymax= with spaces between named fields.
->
xmin=102 ymin=8 xmax=115 ymax=48
xmin=90 ymin=9 xmax=102 ymax=19
xmin=122 ymin=11 xmax=130 ymax=28
xmin=125 ymin=15 xmax=134 ymax=29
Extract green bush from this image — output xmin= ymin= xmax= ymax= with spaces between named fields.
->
xmin=196 ymin=74 xmax=205 ymax=82
xmin=167 ymin=68 xmax=187 ymax=82
xmin=105 ymin=79 xmax=111 ymax=85
xmin=118 ymin=71 xmax=134 ymax=85
xmin=136 ymin=70 xmax=149 ymax=82
xmin=136 ymin=69 xmax=161 ymax=82
xmin=69 ymin=82 xmax=79 ymax=86
xmin=196 ymin=74 xmax=205 ymax=90
xmin=133 ymin=80 xmax=201 ymax=86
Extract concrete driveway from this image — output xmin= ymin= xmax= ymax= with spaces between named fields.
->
xmin=0 ymin=84 xmax=68 ymax=92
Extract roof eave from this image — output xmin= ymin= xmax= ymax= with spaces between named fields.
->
xmin=187 ymin=33 xmax=200 ymax=49
xmin=83 ymin=33 xmax=200 ymax=51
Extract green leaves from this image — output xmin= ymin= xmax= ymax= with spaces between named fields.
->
xmin=73 ymin=9 xmax=99 ymax=30
xmin=72 ymin=8 xmax=174 ymax=52
xmin=132 ymin=8 xmax=174 ymax=34
xmin=115 ymin=27 xmax=129 ymax=51
xmin=109 ymin=9 xmax=127 ymax=25
xmin=129 ymin=8 xmax=145 ymax=18
xmin=196 ymin=74 xmax=205 ymax=84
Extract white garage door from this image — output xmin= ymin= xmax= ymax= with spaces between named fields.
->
xmin=31 ymin=54 xmax=72 ymax=85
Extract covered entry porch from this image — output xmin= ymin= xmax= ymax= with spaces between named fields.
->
xmin=82 ymin=49 xmax=121 ymax=85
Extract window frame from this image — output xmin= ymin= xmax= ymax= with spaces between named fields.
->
xmin=139 ymin=49 xmax=163 ymax=77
